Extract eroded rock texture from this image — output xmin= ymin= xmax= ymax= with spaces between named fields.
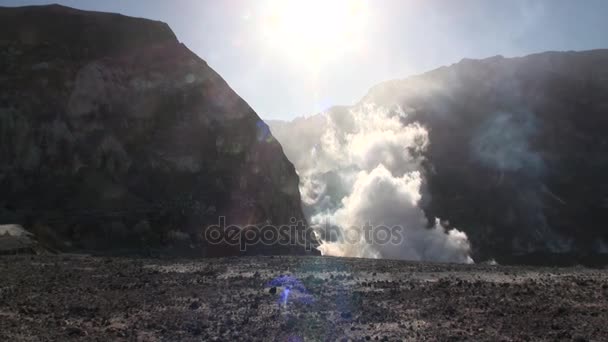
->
xmin=365 ymin=51 xmax=608 ymax=263
xmin=0 ymin=5 xmax=311 ymax=256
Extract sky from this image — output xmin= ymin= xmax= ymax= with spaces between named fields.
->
xmin=2 ymin=0 xmax=608 ymax=120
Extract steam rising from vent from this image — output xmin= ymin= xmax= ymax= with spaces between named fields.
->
xmin=472 ymin=111 xmax=543 ymax=174
xmin=276 ymin=104 xmax=473 ymax=263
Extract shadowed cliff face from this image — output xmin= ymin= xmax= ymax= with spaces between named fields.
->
xmin=0 ymin=5 xmax=313 ymax=256
xmin=270 ymin=50 xmax=608 ymax=264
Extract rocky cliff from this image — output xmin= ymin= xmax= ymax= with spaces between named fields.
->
xmin=0 ymin=5 xmax=313 ymax=256
xmin=270 ymin=50 xmax=608 ymax=264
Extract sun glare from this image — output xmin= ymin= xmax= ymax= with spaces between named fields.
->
xmin=261 ymin=0 xmax=369 ymax=68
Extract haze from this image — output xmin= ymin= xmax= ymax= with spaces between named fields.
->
xmin=2 ymin=0 xmax=608 ymax=120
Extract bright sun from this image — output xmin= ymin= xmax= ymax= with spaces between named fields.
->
xmin=261 ymin=0 xmax=369 ymax=68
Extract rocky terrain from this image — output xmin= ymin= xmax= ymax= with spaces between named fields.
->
xmin=0 ymin=254 xmax=607 ymax=341
xmin=0 ymin=5 xmax=311 ymax=256
xmin=269 ymin=50 xmax=608 ymax=264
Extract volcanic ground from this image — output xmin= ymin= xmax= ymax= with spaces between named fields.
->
xmin=1 ymin=255 xmax=607 ymax=341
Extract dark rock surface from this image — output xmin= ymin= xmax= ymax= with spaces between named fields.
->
xmin=270 ymin=50 xmax=608 ymax=264
xmin=1 ymin=254 xmax=607 ymax=341
xmin=0 ymin=5 xmax=311 ymax=256
xmin=365 ymin=50 xmax=608 ymax=263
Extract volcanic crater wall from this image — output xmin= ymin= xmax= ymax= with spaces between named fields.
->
xmin=0 ymin=5 xmax=311 ymax=256
xmin=270 ymin=50 xmax=608 ymax=264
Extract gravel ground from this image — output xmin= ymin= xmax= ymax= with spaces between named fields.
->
xmin=1 ymin=255 xmax=607 ymax=341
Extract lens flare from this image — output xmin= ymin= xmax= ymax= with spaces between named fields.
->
xmin=267 ymin=275 xmax=314 ymax=308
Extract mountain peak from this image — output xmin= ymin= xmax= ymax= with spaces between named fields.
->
xmin=0 ymin=4 xmax=177 ymax=57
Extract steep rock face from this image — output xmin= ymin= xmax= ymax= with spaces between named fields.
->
xmin=270 ymin=50 xmax=608 ymax=264
xmin=0 ymin=5 xmax=312 ymax=255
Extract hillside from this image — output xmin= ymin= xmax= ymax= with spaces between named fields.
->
xmin=0 ymin=5 xmax=313 ymax=256
xmin=269 ymin=50 xmax=608 ymax=264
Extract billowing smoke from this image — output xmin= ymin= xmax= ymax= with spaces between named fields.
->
xmin=270 ymin=104 xmax=473 ymax=263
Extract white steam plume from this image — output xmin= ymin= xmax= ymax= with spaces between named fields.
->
xmin=273 ymin=104 xmax=473 ymax=263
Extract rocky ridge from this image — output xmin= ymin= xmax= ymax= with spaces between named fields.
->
xmin=0 ymin=5 xmax=313 ymax=256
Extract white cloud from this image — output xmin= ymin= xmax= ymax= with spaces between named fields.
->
xmin=275 ymin=103 xmax=473 ymax=263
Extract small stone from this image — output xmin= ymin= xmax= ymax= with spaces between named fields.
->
xmin=341 ymin=311 xmax=352 ymax=319
xmin=189 ymin=301 xmax=201 ymax=310
xmin=269 ymin=287 xmax=277 ymax=294
xmin=66 ymin=327 xmax=86 ymax=336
